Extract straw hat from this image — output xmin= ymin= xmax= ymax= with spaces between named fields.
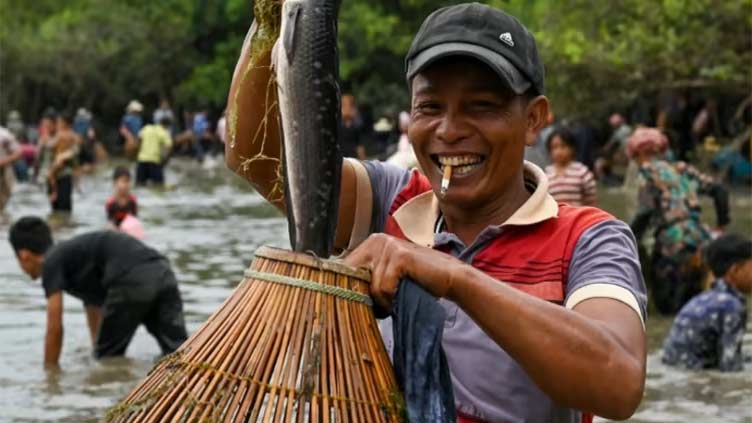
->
xmin=126 ymin=100 xmax=144 ymax=113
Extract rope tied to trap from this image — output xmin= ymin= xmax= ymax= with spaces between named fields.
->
xmin=244 ymin=269 xmax=374 ymax=306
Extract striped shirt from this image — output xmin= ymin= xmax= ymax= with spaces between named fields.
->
xmin=545 ymin=161 xmax=596 ymax=206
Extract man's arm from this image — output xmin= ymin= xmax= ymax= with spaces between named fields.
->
xmin=0 ymin=145 xmax=22 ymax=167
xmin=225 ymin=21 xmax=284 ymax=208
xmin=84 ymin=305 xmax=102 ymax=347
xmin=226 ymin=19 xmax=361 ymax=250
xmin=683 ymin=164 xmax=730 ymax=229
xmin=44 ymin=292 xmax=64 ymax=367
xmin=345 ymin=234 xmax=646 ymax=420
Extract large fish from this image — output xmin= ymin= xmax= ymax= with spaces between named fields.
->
xmin=274 ymin=0 xmax=342 ymax=257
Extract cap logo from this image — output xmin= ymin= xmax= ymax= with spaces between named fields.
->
xmin=499 ymin=32 xmax=514 ymax=47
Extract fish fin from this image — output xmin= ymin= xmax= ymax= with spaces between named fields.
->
xmin=282 ymin=3 xmax=302 ymax=64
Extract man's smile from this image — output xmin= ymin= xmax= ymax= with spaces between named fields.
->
xmin=431 ymin=153 xmax=486 ymax=176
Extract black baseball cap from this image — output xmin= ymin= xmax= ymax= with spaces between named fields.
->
xmin=406 ymin=2 xmax=545 ymax=95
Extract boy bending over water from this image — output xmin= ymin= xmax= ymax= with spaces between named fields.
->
xmin=662 ymin=234 xmax=751 ymax=371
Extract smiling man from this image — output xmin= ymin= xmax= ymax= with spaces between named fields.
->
xmin=227 ymin=3 xmax=647 ymax=422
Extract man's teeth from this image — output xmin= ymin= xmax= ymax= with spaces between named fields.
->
xmin=452 ymin=164 xmax=479 ymax=175
xmin=437 ymin=155 xmax=482 ymax=166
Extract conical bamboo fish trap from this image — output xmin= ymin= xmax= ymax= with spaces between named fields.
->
xmin=106 ymin=246 xmax=404 ymax=423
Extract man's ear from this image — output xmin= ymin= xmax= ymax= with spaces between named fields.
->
xmin=525 ymin=95 xmax=550 ymax=147
xmin=17 ymin=249 xmax=30 ymax=262
xmin=725 ymin=262 xmax=741 ymax=282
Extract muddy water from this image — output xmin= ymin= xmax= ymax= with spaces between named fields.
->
xmin=0 ymin=160 xmax=749 ymax=423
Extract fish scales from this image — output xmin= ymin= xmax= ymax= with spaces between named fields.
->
xmin=275 ymin=0 xmax=342 ymax=257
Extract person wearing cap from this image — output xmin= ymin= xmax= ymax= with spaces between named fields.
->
xmin=120 ymin=100 xmax=144 ymax=154
xmin=661 ymin=234 xmax=751 ymax=372
xmin=8 ymin=216 xmax=187 ymax=367
xmin=628 ymin=127 xmax=730 ymax=315
xmin=135 ymin=116 xmax=173 ymax=186
xmin=228 ymin=3 xmax=647 ymax=421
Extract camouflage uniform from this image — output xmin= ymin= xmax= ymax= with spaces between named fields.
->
xmin=630 ymin=159 xmax=729 ymax=314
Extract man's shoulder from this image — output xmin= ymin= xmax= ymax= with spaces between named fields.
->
xmin=678 ymin=285 xmax=743 ymax=318
xmin=555 ymin=204 xmax=615 ymax=230
xmin=388 ymin=169 xmax=431 ymax=214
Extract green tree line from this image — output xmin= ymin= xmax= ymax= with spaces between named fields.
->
xmin=1 ymin=0 xmax=750 ymax=131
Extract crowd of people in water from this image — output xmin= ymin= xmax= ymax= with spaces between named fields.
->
xmin=0 ymin=88 xmax=752 ymax=370
xmin=0 ymin=88 xmax=750 ymax=376
xmin=2 ymin=4 xmax=751 ymax=422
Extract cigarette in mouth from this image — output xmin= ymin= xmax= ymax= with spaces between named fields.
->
xmin=440 ymin=165 xmax=452 ymax=197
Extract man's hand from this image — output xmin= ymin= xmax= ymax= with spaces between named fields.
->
xmin=343 ymin=234 xmax=461 ymax=307
xmin=84 ymin=305 xmax=102 ymax=347
xmin=44 ymin=292 xmax=64 ymax=367
xmin=48 ymin=187 xmax=58 ymax=203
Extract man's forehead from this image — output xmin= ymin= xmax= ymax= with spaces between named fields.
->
xmin=412 ymin=65 xmax=512 ymax=97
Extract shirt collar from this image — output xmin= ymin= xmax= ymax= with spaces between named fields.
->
xmin=392 ymin=161 xmax=559 ymax=248
xmin=713 ymin=279 xmax=746 ymax=302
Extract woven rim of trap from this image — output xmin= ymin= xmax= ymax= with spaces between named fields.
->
xmin=253 ymin=246 xmax=371 ymax=282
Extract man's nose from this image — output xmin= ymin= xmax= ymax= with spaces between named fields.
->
xmin=436 ymin=111 xmax=470 ymax=144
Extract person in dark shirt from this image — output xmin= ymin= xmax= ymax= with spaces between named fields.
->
xmin=106 ymin=166 xmax=138 ymax=227
xmin=662 ymin=234 xmax=751 ymax=371
xmin=8 ymin=216 xmax=187 ymax=367
xmin=340 ymin=94 xmax=366 ymax=159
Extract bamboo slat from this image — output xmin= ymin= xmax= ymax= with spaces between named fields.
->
xmin=106 ymin=246 xmax=404 ymax=423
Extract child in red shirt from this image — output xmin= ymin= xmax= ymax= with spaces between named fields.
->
xmin=106 ymin=166 xmax=138 ymax=227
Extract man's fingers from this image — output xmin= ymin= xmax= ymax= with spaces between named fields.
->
xmin=342 ymin=244 xmax=371 ymax=268
xmin=370 ymin=245 xmax=400 ymax=309
xmin=342 ymin=234 xmax=383 ymax=268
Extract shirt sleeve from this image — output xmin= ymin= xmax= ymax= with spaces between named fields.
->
xmin=688 ymin=165 xmax=730 ymax=227
xmin=718 ymin=301 xmax=746 ymax=372
xmin=162 ymin=129 xmax=173 ymax=148
xmin=41 ymin=249 xmax=66 ymax=298
xmin=630 ymin=169 xmax=658 ymax=240
xmin=582 ymin=169 xmax=597 ymax=205
xmin=361 ymin=160 xmax=412 ymax=233
xmin=564 ymin=220 xmax=648 ymax=328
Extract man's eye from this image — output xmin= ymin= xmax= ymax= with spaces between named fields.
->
xmin=471 ymin=100 xmax=500 ymax=109
xmin=417 ymin=102 xmax=441 ymax=113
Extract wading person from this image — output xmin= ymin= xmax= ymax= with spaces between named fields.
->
xmin=627 ymin=127 xmax=730 ymax=314
xmin=0 ymin=125 xmax=22 ymax=210
xmin=136 ymin=117 xmax=173 ymax=187
xmin=47 ymin=113 xmax=79 ymax=213
xmin=120 ymin=100 xmax=144 ymax=156
xmin=227 ymin=3 xmax=647 ymax=421
xmin=8 ymin=216 xmax=187 ymax=367
xmin=106 ymin=166 xmax=138 ymax=227
xmin=661 ymin=234 xmax=751 ymax=372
